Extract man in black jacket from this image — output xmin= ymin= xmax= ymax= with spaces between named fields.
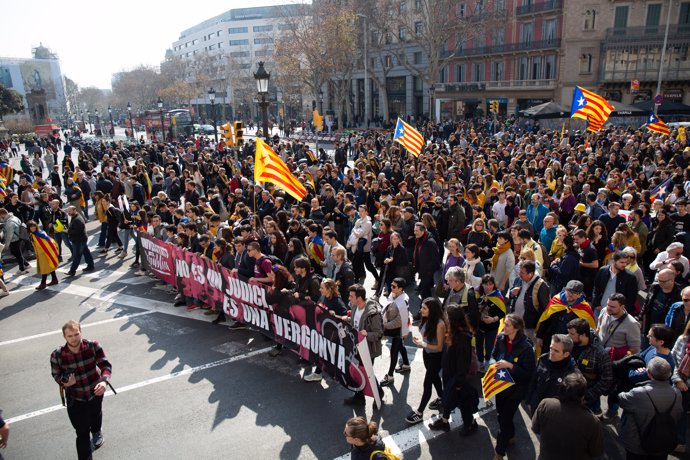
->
xmin=330 ymin=247 xmax=355 ymax=303
xmin=591 ymin=251 xmax=638 ymax=315
xmin=66 ymin=206 xmax=94 ymax=277
xmin=413 ymin=222 xmax=440 ymax=302
xmin=527 ymin=333 xmax=580 ymax=413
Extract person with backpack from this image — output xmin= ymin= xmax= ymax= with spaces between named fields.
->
xmin=0 ymin=208 xmax=28 ymax=274
xmin=343 ymin=416 xmax=397 ymax=460
xmin=379 ymin=277 xmax=411 ymax=387
xmin=619 ymin=357 xmax=683 ymax=459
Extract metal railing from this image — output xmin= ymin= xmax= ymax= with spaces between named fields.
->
xmin=441 ymin=38 xmax=561 ymax=58
xmin=485 ymin=79 xmax=557 ymax=89
xmin=605 ymin=24 xmax=690 ymax=41
xmin=515 ymin=0 xmax=562 ymax=16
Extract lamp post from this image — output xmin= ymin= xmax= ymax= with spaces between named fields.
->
xmin=95 ymin=109 xmax=100 ymax=136
xmin=80 ymin=110 xmax=85 ymax=133
xmin=157 ymin=97 xmax=165 ymax=142
xmin=86 ymin=109 xmax=91 ymax=134
xmin=208 ymin=87 xmax=218 ymax=143
xmin=107 ymin=105 xmax=114 ymax=138
xmin=654 ymin=0 xmax=674 ymax=115
xmin=357 ymin=13 xmax=369 ymax=126
xmin=127 ymin=102 xmax=135 ymax=139
xmin=253 ymin=61 xmax=270 ymax=139
xmin=429 ymin=85 xmax=436 ymax=122
xmin=319 ymin=89 xmax=324 ymax=115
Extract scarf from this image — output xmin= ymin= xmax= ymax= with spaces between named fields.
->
xmin=579 ymin=238 xmax=591 ymax=250
xmin=491 ymin=241 xmax=512 ymax=271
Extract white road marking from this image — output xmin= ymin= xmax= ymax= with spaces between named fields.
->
xmin=332 ymin=403 xmax=497 ymax=460
xmin=5 ymin=347 xmax=271 ymax=424
xmin=0 ymin=311 xmax=155 ymax=346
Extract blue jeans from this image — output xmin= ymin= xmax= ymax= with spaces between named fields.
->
xmin=477 ymin=328 xmax=498 ymax=362
xmin=120 ymin=228 xmax=133 ymax=252
xmin=69 ymin=240 xmax=94 ymax=273
xmin=55 ymin=232 xmax=73 ymax=256
xmin=97 ymin=222 xmax=108 ymax=247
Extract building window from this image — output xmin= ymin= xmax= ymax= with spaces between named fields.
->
xmin=544 ymin=55 xmax=556 ymax=79
xmin=414 ymin=51 xmax=422 ymax=65
xmin=493 ymin=28 xmax=505 ymax=46
xmin=579 ymin=53 xmax=593 ymax=74
xmin=230 ymin=51 xmax=249 ymax=58
xmin=681 ymin=2 xmax=690 ymax=30
xmin=491 ymin=61 xmax=504 ymax=81
xmin=385 ymin=55 xmax=394 ymax=68
xmin=278 ymin=24 xmax=297 ymax=31
xmin=458 ymin=3 xmax=465 ymax=17
xmin=399 ymin=27 xmax=406 ymax=41
xmin=543 ymin=19 xmax=557 ymax=44
xmin=518 ymin=57 xmax=529 ymax=80
xmin=415 ymin=0 xmax=422 ymax=10
xmin=472 ymin=62 xmax=484 ymax=81
xmin=253 ymin=25 xmax=273 ymax=32
xmin=239 ymin=64 xmax=251 ymax=70
xmin=217 ymin=31 xmax=221 ymax=37
xmin=646 ymin=4 xmax=662 ymax=32
xmin=584 ymin=9 xmax=597 ymax=30
xmin=229 ymin=39 xmax=249 ymax=46
xmin=614 ymin=5 xmax=629 ymax=29
xmin=414 ymin=21 xmax=423 ymax=35
xmin=531 ymin=57 xmax=542 ymax=79
xmin=254 ymin=38 xmax=273 ymax=45
xmin=255 ymin=49 xmax=273 ymax=57
xmin=228 ymin=27 xmax=248 ymax=34
xmin=440 ymin=66 xmax=448 ymax=83
xmin=455 ymin=64 xmax=465 ymax=82
xmin=520 ymin=22 xmax=533 ymax=45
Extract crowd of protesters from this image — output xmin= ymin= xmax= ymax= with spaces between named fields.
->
xmin=2 ymin=116 xmax=690 ymax=459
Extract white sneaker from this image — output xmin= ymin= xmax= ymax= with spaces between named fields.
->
xmin=18 ymin=269 xmax=29 ymax=275
xmin=0 ymin=291 xmax=9 ymax=298
xmin=134 ymin=270 xmax=147 ymax=276
xmin=303 ymin=372 xmax=323 ymax=382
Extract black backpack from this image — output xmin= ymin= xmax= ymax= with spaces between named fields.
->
xmin=639 ymin=391 xmax=678 ymax=455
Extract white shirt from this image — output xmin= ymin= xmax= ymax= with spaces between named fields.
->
xmin=353 ymin=307 xmax=365 ymax=330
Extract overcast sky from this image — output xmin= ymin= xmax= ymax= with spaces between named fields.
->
xmin=0 ymin=0 xmax=293 ymax=90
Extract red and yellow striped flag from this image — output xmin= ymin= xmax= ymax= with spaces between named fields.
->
xmin=254 ymin=138 xmax=306 ymax=201
xmin=393 ymin=118 xmax=425 ymax=156
xmin=646 ymin=113 xmax=670 ymax=136
xmin=482 ymin=363 xmax=515 ymax=401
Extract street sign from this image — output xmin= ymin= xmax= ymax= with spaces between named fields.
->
xmin=654 ymin=94 xmax=663 ymax=104
xmin=630 ymin=79 xmax=640 ymax=94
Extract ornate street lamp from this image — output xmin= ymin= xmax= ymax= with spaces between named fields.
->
xmin=157 ymin=97 xmax=165 ymax=142
xmin=208 ymin=87 xmax=218 ymax=143
xmin=253 ymin=61 xmax=270 ymax=139
xmin=107 ymin=105 xmax=115 ymax=138
xmin=127 ymin=102 xmax=135 ymax=139
xmin=86 ymin=109 xmax=91 ymax=133
xmin=95 ymin=109 xmax=100 ymax=136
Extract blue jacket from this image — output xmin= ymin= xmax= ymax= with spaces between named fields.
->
xmin=527 ymin=203 xmax=549 ymax=235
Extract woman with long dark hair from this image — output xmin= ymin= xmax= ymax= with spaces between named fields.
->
xmin=405 ymin=297 xmax=447 ymax=425
xmin=491 ymin=314 xmax=537 ymax=459
xmin=427 ymin=304 xmax=480 ymax=435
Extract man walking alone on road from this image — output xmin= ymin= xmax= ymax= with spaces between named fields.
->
xmin=66 ymin=205 xmax=94 ymax=277
xmin=50 ymin=320 xmax=112 ymax=460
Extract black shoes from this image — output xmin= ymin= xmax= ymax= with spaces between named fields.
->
xmin=82 ymin=266 xmax=95 ymax=272
xmin=428 ymin=418 xmax=450 ymax=432
xmin=459 ymin=420 xmax=478 ymax=436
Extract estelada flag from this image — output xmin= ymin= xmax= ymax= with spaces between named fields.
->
xmin=646 ymin=112 xmax=670 ymax=136
xmin=254 ymin=138 xmax=306 ymax=201
xmin=393 ymin=118 xmax=424 ymax=156
xmin=31 ymin=230 xmax=59 ymax=274
xmin=570 ymin=86 xmax=614 ymax=133
xmin=485 ymin=289 xmax=507 ymax=315
xmin=535 ymin=291 xmax=595 ymax=355
xmin=482 ymin=363 xmax=515 ymax=401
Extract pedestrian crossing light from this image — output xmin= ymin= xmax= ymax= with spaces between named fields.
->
xmin=221 ymin=122 xmax=234 ymax=146
xmin=234 ymin=121 xmax=244 ymax=147
xmin=490 ymin=100 xmax=500 ymax=114
xmin=312 ymin=110 xmax=324 ymax=132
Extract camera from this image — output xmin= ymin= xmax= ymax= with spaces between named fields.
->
xmin=60 ymin=372 xmax=72 ymax=384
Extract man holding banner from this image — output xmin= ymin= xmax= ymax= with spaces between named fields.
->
xmin=344 ymin=284 xmax=384 ymax=406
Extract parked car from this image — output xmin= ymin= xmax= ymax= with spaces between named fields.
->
xmin=197 ymin=124 xmax=215 ymax=135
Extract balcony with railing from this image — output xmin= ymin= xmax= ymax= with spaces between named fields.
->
xmin=441 ymin=39 xmax=561 ymax=59
xmin=436 ymin=79 xmax=557 ymax=93
xmin=604 ymin=25 xmax=690 ymax=45
xmin=602 ymin=66 xmax=690 ymax=83
xmin=515 ymin=0 xmax=562 ymax=16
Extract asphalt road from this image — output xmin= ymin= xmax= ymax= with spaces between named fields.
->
xmin=0 ymin=134 xmax=679 ymax=460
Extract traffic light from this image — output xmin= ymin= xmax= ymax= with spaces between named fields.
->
xmin=312 ymin=110 xmax=324 ymax=132
xmin=221 ymin=122 xmax=234 ymax=146
xmin=234 ymin=121 xmax=244 ymax=147
xmin=489 ymin=100 xmax=500 ymax=114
